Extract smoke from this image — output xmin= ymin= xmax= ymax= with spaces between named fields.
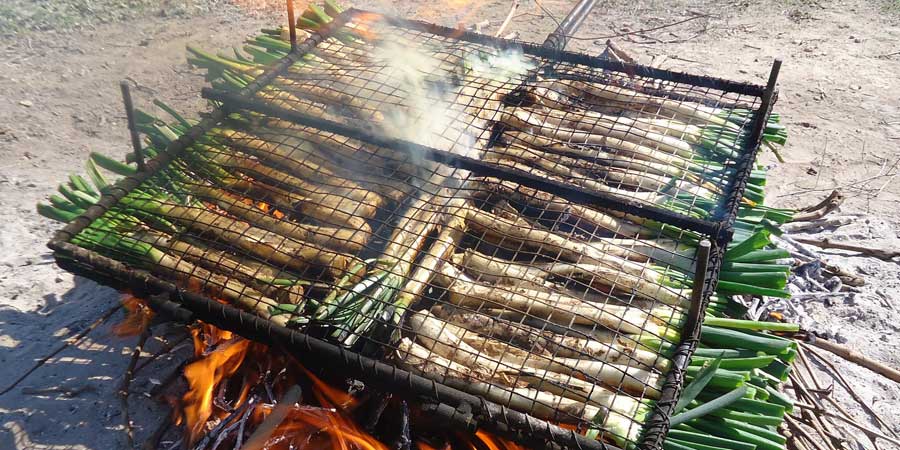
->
xmin=354 ymin=28 xmax=537 ymax=201
xmin=364 ymin=32 xmax=536 ymax=172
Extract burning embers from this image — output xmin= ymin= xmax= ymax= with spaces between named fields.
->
xmin=127 ymin=309 xmax=520 ymax=450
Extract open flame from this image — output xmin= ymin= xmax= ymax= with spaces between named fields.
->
xmin=177 ymin=322 xmax=533 ymax=449
xmin=112 ymin=294 xmax=154 ymax=337
xmin=181 ymin=337 xmax=252 ymax=444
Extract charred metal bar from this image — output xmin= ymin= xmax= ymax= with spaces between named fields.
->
xmin=201 ymin=87 xmax=723 ymax=237
xmin=685 ymin=240 xmax=712 ymax=345
xmin=46 ymin=236 xmax=614 ymax=450
xmin=119 ymin=81 xmax=145 ymax=172
xmin=712 ymin=59 xmax=782 ymax=230
xmin=286 ymin=0 xmax=297 ymax=52
xmin=750 ymin=59 xmax=782 ymax=147
xmin=638 ymin=239 xmax=713 ymax=450
xmin=371 ymin=8 xmax=766 ymax=97
xmin=541 ymin=0 xmax=597 ymax=51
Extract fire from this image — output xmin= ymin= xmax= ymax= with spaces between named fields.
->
xmin=294 ymin=363 xmax=357 ymax=410
xmin=112 ymin=294 xmax=154 ymax=337
xmin=177 ymin=322 xmax=534 ymax=449
xmin=457 ymin=430 xmax=528 ymax=450
xmin=181 ymin=337 xmax=252 ymax=444
xmin=249 ymin=402 xmax=387 ymax=450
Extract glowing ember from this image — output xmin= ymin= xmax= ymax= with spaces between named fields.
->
xmin=181 ymin=336 xmax=252 ymax=444
xmin=248 ymin=402 xmax=387 ymax=450
xmin=112 ymin=295 xmax=154 ymax=337
xmin=175 ymin=323 xmax=530 ymax=449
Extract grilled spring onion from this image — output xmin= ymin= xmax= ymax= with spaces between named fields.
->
xmin=120 ymin=191 xmax=359 ymax=280
xmin=47 ymin=205 xmax=289 ymax=326
xmin=435 ymin=262 xmax=680 ymax=339
xmin=394 ymin=337 xmax=602 ymax=423
xmin=314 ymin=189 xmax=450 ymax=346
xmin=462 ymin=206 xmax=691 ymax=306
xmin=451 ymin=248 xmax=689 ymax=310
xmin=469 ymin=177 xmax=792 ymax=299
xmin=430 ymin=305 xmax=666 ymax=371
xmin=91 ymin=150 xmax=371 ymax=255
xmin=139 ymin=116 xmax=378 ymax=235
xmin=409 ymin=309 xmax=663 ymax=397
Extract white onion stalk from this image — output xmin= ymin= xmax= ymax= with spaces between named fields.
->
xmin=463 ymin=206 xmax=692 ymax=306
xmin=409 ymin=310 xmax=662 ymax=397
xmin=490 ymin=144 xmax=707 ymax=189
xmin=504 ymin=129 xmax=694 ymax=171
xmin=452 ymin=248 xmax=690 ymax=307
xmin=430 ymin=305 xmax=667 ymax=371
xmin=502 ymin=108 xmax=694 ymax=161
xmin=469 ymin=178 xmax=648 ymax=238
xmin=435 ymin=263 xmax=676 ymax=336
xmin=550 ymin=79 xmax=739 ymax=130
xmin=395 ymin=338 xmax=600 ymax=423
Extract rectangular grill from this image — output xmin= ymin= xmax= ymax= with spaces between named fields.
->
xmin=48 ymin=8 xmax=779 ymax=450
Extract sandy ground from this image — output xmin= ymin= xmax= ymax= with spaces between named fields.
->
xmin=0 ymin=0 xmax=898 ymax=448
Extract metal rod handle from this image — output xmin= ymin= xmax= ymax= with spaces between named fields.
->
xmin=119 ymin=81 xmax=144 ymax=172
xmin=541 ymin=0 xmax=597 ymax=51
xmin=749 ymin=59 xmax=782 ymax=146
xmin=286 ymin=0 xmax=298 ymax=52
xmin=686 ymin=239 xmax=712 ymax=335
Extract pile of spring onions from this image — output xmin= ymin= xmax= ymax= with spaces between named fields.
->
xmin=39 ymin=102 xmax=423 ymax=331
xmin=383 ymin=171 xmax=799 ymax=447
xmin=38 ymin=2 xmax=804 ymax=449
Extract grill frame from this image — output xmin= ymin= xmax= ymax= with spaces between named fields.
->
xmin=46 ymin=9 xmax=780 ymax=449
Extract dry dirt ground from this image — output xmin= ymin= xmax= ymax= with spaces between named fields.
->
xmin=0 ymin=0 xmax=898 ymax=449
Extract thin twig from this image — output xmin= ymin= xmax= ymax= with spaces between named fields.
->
xmin=120 ymin=327 xmax=151 ymax=448
xmin=494 ymin=0 xmax=520 ymax=38
xmin=567 ymin=14 xmax=712 ymax=41
xmin=0 ymin=303 xmax=123 ymax=396
xmin=134 ymin=332 xmax=192 ymax=374
xmin=214 ymin=397 xmax=257 ymax=450
xmin=785 ymin=414 xmax=830 ymax=450
xmin=808 ymin=336 xmax=900 ymax=383
xmin=803 ymin=344 xmax=898 ymax=436
xmin=192 ymin=398 xmax=256 ymax=450
xmin=797 ymin=190 xmax=842 ymax=212
xmin=791 ymin=194 xmax=844 ymax=222
xmin=240 ymin=385 xmax=303 ymax=450
xmin=811 ymin=402 xmax=900 ymax=446
xmin=793 ymin=237 xmax=900 ymax=261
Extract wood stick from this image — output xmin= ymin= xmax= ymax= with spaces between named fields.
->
xmin=119 ymin=326 xmax=151 ymax=448
xmin=808 ymin=336 xmax=900 ymax=383
xmin=793 ymin=237 xmax=900 ymax=261
xmin=241 ymin=385 xmax=303 ymax=450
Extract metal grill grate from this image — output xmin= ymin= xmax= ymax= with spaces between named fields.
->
xmin=48 ymin=8 xmax=779 ymax=450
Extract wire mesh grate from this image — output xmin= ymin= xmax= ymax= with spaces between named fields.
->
xmin=47 ymin=8 xmax=777 ymax=450
xmin=222 ymin=11 xmax=766 ymax=230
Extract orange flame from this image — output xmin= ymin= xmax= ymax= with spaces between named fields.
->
xmin=112 ymin=295 xmax=154 ymax=337
xmin=458 ymin=430 xmax=529 ymax=450
xmin=296 ymin=364 xmax=357 ymax=410
xmin=479 ymin=430 xmax=528 ymax=450
xmin=181 ymin=337 xmax=251 ymax=444
xmin=177 ymin=323 xmax=533 ymax=450
xmin=251 ymin=402 xmax=387 ymax=450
